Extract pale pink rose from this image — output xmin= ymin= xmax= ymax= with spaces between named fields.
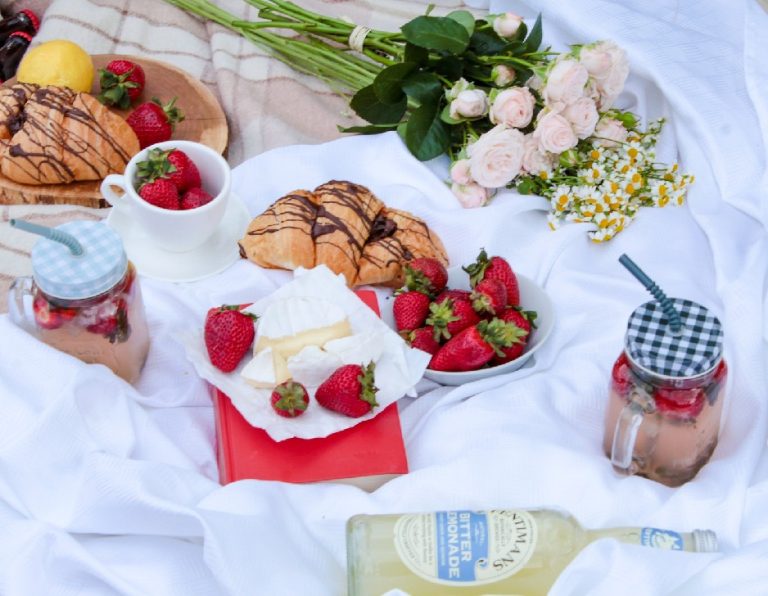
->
xmin=521 ymin=134 xmax=556 ymax=175
xmin=492 ymin=64 xmax=516 ymax=87
xmin=446 ymin=77 xmax=472 ymax=101
xmin=467 ymin=125 xmax=526 ymax=188
xmin=489 ymin=86 xmax=535 ymax=128
xmin=562 ymin=97 xmax=599 ymax=139
xmin=492 ymin=12 xmax=523 ymax=38
xmin=543 ymin=58 xmax=589 ymax=105
xmin=593 ymin=117 xmax=628 ymax=147
xmin=580 ymin=41 xmax=629 ymax=109
xmin=452 ymin=182 xmax=489 ymax=208
xmin=450 ymin=89 xmax=489 ymax=119
xmin=533 ymin=110 xmax=578 ymax=154
xmin=450 ymin=159 xmax=472 ymax=185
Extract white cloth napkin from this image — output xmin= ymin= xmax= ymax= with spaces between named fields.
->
xmin=1 ymin=1 xmax=767 ymax=595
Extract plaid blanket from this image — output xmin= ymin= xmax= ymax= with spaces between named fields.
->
xmin=0 ymin=0 xmax=482 ymax=310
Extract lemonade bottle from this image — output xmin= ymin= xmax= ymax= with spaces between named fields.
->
xmin=346 ymin=509 xmax=717 ymax=595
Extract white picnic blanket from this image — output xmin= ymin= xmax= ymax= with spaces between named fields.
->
xmin=1 ymin=1 xmax=768 ymax=595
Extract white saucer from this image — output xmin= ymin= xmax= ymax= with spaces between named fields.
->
xmin=105 ymin=193 xmax=250 ymax=283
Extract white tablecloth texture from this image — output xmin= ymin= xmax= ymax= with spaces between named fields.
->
xmin=2 ymin=1 xmax=768 ymax=595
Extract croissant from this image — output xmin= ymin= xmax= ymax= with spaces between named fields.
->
xmin=312 ymin=180 xmax=384 ymax=286
xmin=354 ymin=207 xmax=449 ymax=287
xmin=238 ymin=189 xmax=319 ymax=270
xmin=0 ymin=84 xmax=139 ymax=185
xmin=239 ymin=180 xmax=449 ymax=287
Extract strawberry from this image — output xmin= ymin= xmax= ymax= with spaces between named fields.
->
xmin=204 ymin=305 xmax=258 ymax=373
xmin=126 ymin=97 xmax=184 ymax=149
xmin=654 ymin=387 xmax=706 ymax=420
xmin=404 ymin=326 xmax=441 ymax=355
xmin=611 ymin=352 xmax=635 ymax=397
xmin=86 ymin=298 xmax=131 ymax=343
xmin=471 ymin=278 xmax=507 ymax=316
xmin=463 ymin=249 xmax=520 ymax=306
xmin=136 ymin=148 xmax=201 ymax=192
xmin=426 ymin=296 xmax=480 ymax=341
xmin=138 ymin=178 xmax=179 ymax=210
xmin=180 ymin=187 xmax=213 ymax=210
xmin=705 ymin=360 xmax=728 ymax=405
xmin=270 ymin=381 xmax=309 ymax=418
xmin=167 ymin=150 xmax=201 ymax=192
xmin=393 ymin=290 xmax=431 ymax=333
xmin=32 ymin=293 xmax=76 ymax=330
xmin=435 ymin=288 xmax=471 ymax=304
xmin=490 ymin=307 xmax=535 ymax=365
xmin=98 ymin=59 xmax=146 ymax=109
xmin=404 ymin=258 xmax=448 ymax=296
xmin=316 ymin=362 xmax=379 ymax=418
xmin=429 ymin=318 xmax=523 ymax=372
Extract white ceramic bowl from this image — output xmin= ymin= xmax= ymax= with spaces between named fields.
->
xmin=422 ymin=267 xmax=555 ymax=386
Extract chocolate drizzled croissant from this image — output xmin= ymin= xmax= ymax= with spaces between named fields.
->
xmin=239 ymin=181 xmax=449 ymax=287
xmin=0 ymin=84 xmax=139 ymax=185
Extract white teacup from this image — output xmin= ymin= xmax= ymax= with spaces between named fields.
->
xmin=101 ymin=140 xmax=231 ymax=253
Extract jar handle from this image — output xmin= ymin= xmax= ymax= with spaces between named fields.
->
xmin=8 ymin=276 xmax=34 ymax=332
xmin=610 ymin=400 xmax=645 ymax=473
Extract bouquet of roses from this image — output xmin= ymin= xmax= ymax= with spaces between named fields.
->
xmin=165 ymin=0 xmax=693 ymax=242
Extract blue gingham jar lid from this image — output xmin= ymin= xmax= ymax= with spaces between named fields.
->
xmin=625 ymin=298 xmax=724 ymax=378
xmin=31 ymin=221 xmax=128 ymax=300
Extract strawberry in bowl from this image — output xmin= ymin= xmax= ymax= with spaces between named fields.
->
xmin=395 ymin=252 xmax=555 ymax=386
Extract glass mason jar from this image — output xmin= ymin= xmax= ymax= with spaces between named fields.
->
xmin=603 ymin=298 xmax=726 ymax=487
xmin=9 ymin=221 xmax=150 ymax=384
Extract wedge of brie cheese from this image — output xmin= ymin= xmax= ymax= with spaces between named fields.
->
xmin=240 ymin=347 xmax=290 ymax=389
xmin=254 ymin=297 xmax=352 ymax=359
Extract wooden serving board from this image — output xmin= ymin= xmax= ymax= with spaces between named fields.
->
xmin=0 ymin=54 xmax=228 ymax=208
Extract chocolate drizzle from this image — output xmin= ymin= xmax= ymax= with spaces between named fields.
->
xmin=247 ymin=190 xmax=318 ymax=238
xmin=312 ymin=180 xmax=383 ymax=275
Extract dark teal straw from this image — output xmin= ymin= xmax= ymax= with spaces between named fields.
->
xmin=10 ymin=219 xmax=84 ymax=255
xmin=619 ymin=254 xmax=682 ymax=333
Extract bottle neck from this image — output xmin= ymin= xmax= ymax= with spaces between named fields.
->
xmin=586 ymin=526 xmax=718 ymax=552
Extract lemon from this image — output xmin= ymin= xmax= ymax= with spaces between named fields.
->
xmin=16 ymin=40 xmax=94 ymax=93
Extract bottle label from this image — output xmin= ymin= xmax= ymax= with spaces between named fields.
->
xmin=640 ymin=528 xmax=684 ymax=550
xmin=393 ymin=510 xmax=537 ymax=586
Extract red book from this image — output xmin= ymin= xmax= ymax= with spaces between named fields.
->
xmin=212 ymin=290 xmax=409 ymax=491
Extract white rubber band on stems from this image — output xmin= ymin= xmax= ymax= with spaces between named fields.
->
xmin=348 ymin=25 xmax=371 ymax=52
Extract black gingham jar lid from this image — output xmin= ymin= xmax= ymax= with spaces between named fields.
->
xmin=625 ymin=298 xmax=723 ymax=377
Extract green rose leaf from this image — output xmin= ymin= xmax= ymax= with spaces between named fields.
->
xmin=373 ymin=62 xmax=417 ymax=103
xmin=338 ymin=123 xmax=400 ymax=134
xmin=405 ymin=100 xmax=450 ymax=160
xmin=350 ymin=85 xmax=407 ymax=125
xmin=446 ymin=10 xmax=476 ymax=37
xmin=404 ymin=42 xmax=429 ymax=65
xmin=402 ymin=71 xmax=442 ymax=103
xmin=470 ymin=28 xmax=507 ymax=55
xmin=401 ymin=16 xmax=470 ymax=54
xmin=524 ymin=14 xmax=543 ymax=53
xmin=432 ymin=55 xmax=463 ymax=80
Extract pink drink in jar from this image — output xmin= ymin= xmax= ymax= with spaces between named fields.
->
xmin=9 ymin=220 xmax=150 ymax=384
xmin=603 ymin=298 xmax=726 ymax=487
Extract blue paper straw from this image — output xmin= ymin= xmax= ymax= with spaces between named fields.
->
xmin=10 ymin=219 xmax=84 ymax=256
xmin=619 ymin=254 xmax=682 ymax=333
